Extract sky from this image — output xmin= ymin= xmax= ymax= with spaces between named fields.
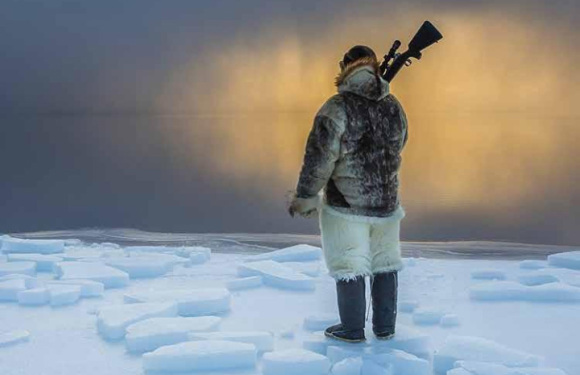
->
xmin=1 ymin=0 xmax=579 ymax=245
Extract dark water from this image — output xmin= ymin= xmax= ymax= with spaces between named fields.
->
xmin=2 ymin=113 xmax=580 ymax=246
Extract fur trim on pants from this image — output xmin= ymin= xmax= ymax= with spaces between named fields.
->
xmin=319 ymin=205 xmax=404 ymax=281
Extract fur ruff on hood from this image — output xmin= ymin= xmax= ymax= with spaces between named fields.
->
xmin=334 ymin=56 xmax=380 ymax=87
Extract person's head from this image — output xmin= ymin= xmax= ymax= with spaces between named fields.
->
xmin=339 ymin=45 xmax=378 ymax=71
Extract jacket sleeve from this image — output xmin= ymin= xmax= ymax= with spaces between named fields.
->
xmin=295 ymin=96 xmax=346 ymax=199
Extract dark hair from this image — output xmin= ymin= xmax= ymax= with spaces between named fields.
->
xmin=342 ymin=45 xmax=383 ymax=97
xmin=342 ymin=45 xmax=377 ymax=66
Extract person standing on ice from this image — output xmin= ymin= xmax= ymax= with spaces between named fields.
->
xmin=288 ymin=45 xmax=408 ymax=343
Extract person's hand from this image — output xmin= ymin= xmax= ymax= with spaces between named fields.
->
xmin=287 ymin=193 xmax=320 ymax=218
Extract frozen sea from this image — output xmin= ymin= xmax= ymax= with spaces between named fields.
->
xmin=1 ymin=232 xmax=580 ymax=375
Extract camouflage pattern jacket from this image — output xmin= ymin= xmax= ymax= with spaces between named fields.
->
xmin=295 ymin=57 xmax=408 ymax=218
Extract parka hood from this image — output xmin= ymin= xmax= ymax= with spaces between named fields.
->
xmin=335 ymin=57 xmax=390 ymax=101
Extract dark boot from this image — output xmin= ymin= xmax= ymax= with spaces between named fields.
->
xmin=371 ymin=271 xmax=398 ymax=339
xmin=324 ymin=276 xmax=366 ymax=343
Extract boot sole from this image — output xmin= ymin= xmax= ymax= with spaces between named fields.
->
xmin=374 ymin=333 xmax=395 ymax=340
xmin=324 ymin=330 xmax=366 ymax=343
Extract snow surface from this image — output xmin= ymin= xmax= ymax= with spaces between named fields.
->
xmin=0 ymin=238 xmax=579 ymax=375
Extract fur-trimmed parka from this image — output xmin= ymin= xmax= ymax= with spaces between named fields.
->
xmin=295 ymin=57 xmax=408 ymax=218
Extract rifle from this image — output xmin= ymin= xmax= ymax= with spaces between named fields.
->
xmin=380 ymin=21 xmax=443 ymax=83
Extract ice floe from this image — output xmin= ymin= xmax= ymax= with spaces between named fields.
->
xmin=0 ymin=261 xmax=36 ymax=277
xmin=433 ymin=335 xmax=540 ymax=374
xmin=247 ymin=244 xmax=322 ymax=263
xmin=124 ymin=287 xmax=231 ymax=316
xmin=48 ymin=285 xmax=81 ymax=306
xmin=0 ymin=278 xmax=27 ymax=301
xmin=1 ymin=238 xmax=64 ymax=254
xmin=262 ymin=348 xmax=330 ymax=375
xmin=238 ymin=260 xmax=315 ymax=290
xmin=471 ymin=269 xmax=507 ymax=280
xmin=470 ymin=281 xmax=580 ymax=302
xmin=18 ymin=287 xmax=50 ymax=306
xmin=125 ymin=316 xmax=221 ymax=353
xmin=97 ymin=302 xmax=178 ymax=340
xmin=303 ymin=313 xmax=340 ymax=331
xmin=548 ymin=251 xmax=580 ymax=270
xmin=189 ymin=331 xmax=274 ymax=352
xmin=54 ymin=262 xmax=129 ymax=288
xmin=142 ymin=340 xmax=257 ymax=373
xmin=226 ymin=276 xmax=263 ymax=291
xmin=518 ymin=272 xmax=559 ymax=286
xmin=7 ymin=254 xmax=63 ymax=272
xmin=0 ymin=330 xmax=30 ymax=348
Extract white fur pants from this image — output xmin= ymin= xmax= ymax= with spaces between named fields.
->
xmin=319 ymin=205 xmax=405 ymax=281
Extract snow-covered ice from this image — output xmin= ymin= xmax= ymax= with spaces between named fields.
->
xmin=399 ymin=300 xmax=420 ymax=313
xmin=1 ymin=240 xmax=579 ymax=375
xmin=247 ymin=244 xmax=322 ymax=263
xmin=189 ymin=331 xmax=274 ymax=351
xmin=97 ymin=302 xmax=179 ymax=340
xmin=470 ymin=281 xmax=580 ymax=302
xmin=48 ymin=285 xmax=81 ymax=306
xmin=0 ymin=330 xmax=30 ymax=348
xmin=449 ymin=361 xmax=568 ymax=375
xmin=17 ymin=287 xmax=50 ymax=306
xmin=331 ymin=357 xmax=363 ymax=375
xmin=142 ymin=340 xmax=257 ymax=373
xmin=412 ymin=308 xmax=446 ymax=325
xmin=262 ymin=348 xmax=330 ymax=375
xmin=547 ymin=251 xmax=580 ymax=270
xmin=226 ymin=276 xmax=263 ymax=291
xmin=125 ymin=316 xmax=221 ymax=353
xmin=370 ymin=348 xmax=431 ymax=375
xmin=440 ymin=314 xmax=460 ymax=327
xmin=304 ymin=313 xmax=340 ymax=331
xmin=175 ymin=246 xmax=211 ymax=259
xmin=124 ymin=287 xmax=231 ymax=316
xmin=0 ymin=274 xmax=42 ymax=289
xmin=47 ymin=279 xmax=104 ymax=297
xmin=54 ymin=261 xmax=129 ymax=288
xmin=1 ymin=237 xmax=64 ymax=254
xmin=470 ymin=269 xmax=507 ymax=280
xmin=433 ymin=335 xmax=541 ymax=374
xmin=304 ymin=325 xmax=431 ymax=360
xmin=518 ymin=272 xmax=559 ymax=286
xmin=104 ymin=257 xmax=172 ymax=278
xmin=0 ymin=261 xmax=36 ymax=277
xmin=519 ymin=260 xmax=548 ymax=270
xmin=238 ymin=260 xmax=315 ymax=290
xmin=6 ymin=254 xmax=63 ymax=272
xmin=0 ymin=278 xmax=27 ymax=301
